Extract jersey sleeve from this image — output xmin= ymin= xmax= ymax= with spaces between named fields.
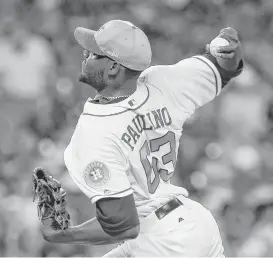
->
xmin=65 ymin=136 xmax=133 ymax=204
xmin=139 ymin=55 xmax=222 ymax=120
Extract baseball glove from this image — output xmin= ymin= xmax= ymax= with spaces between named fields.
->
xmin=32 ymin=167 xmax=70 ymax=230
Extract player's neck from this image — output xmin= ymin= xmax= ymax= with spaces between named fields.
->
xmin=98 ymin=77 xmax=138 ymax=98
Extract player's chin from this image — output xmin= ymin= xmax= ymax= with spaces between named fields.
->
xmin=78 ymin=73 xmax=89 ymax=84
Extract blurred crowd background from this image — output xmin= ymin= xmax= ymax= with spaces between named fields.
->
xmin=1 ymin=0 xmax=273 ymax=256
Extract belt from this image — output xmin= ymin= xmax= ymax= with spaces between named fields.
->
xmin=155 ymin=197 xmax=183 ymax=220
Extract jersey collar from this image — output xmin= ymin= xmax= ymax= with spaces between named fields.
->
xmin=82 ymin=82 xmax=149 ymax=117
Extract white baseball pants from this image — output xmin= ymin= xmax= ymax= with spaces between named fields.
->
xmin=103 ymin=196 xmax=224 ymax=257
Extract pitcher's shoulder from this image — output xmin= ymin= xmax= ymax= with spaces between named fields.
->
xmin=137 ymin=58 xmax=205 ymax=86
xmin=138 ymin=65 xmax=170 ymax=84
xmin=137 ymin=65 xmax=173 ymax=96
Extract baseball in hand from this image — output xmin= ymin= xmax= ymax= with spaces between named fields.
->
xmin=209 ymin=37 xmax=230 ymax=56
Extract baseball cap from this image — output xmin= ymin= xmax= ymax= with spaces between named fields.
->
xmin=74 ymin=20 xmax=152 ymax=71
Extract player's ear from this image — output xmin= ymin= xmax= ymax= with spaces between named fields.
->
xmin=108 ymin=61 xmax=122 ymax=76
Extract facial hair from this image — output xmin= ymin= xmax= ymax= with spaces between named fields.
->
xmin=78 ymin=68 xmax=106 ymax=92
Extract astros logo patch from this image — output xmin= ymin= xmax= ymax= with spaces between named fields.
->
xmin=83 ymin=161 xmax=110 ymax=189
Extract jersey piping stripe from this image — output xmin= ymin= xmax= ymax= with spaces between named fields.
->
xmin=82 ymin=84 xmax=150 ymax=117
xmin=68 ymin=170 xmax=133 ymax=200
xmin=90 ymin=187 xmax=133 ymax=202
xmin=192 ymin=56 xmax=221 ymax=96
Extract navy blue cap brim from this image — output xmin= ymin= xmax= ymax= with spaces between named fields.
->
xmin=74 ymin=27 xmax=105 ymax=56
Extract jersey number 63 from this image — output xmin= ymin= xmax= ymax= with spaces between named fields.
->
xmin=140 ymin=131 xmax=176 ymax=194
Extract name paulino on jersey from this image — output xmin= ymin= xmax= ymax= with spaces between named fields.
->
xmin=121 ymin=107 xmax=172 ymax=150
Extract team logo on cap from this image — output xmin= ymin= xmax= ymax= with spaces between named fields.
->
xmin=83 ymin=161 xmax=110 ymax=189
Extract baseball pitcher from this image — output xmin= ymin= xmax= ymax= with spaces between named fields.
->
xmin=36 ymin=20 xmax=243 ymax=257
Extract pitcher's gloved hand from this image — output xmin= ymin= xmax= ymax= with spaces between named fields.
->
xmin=32 ymin=167 xmax=70 ymax=230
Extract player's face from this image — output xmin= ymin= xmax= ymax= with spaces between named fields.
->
xmin=78 ymin=50 xmax=108 ymax=91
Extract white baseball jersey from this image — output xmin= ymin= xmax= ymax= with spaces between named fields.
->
xmin=64 ymin=55 xmax=221 ymax=220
